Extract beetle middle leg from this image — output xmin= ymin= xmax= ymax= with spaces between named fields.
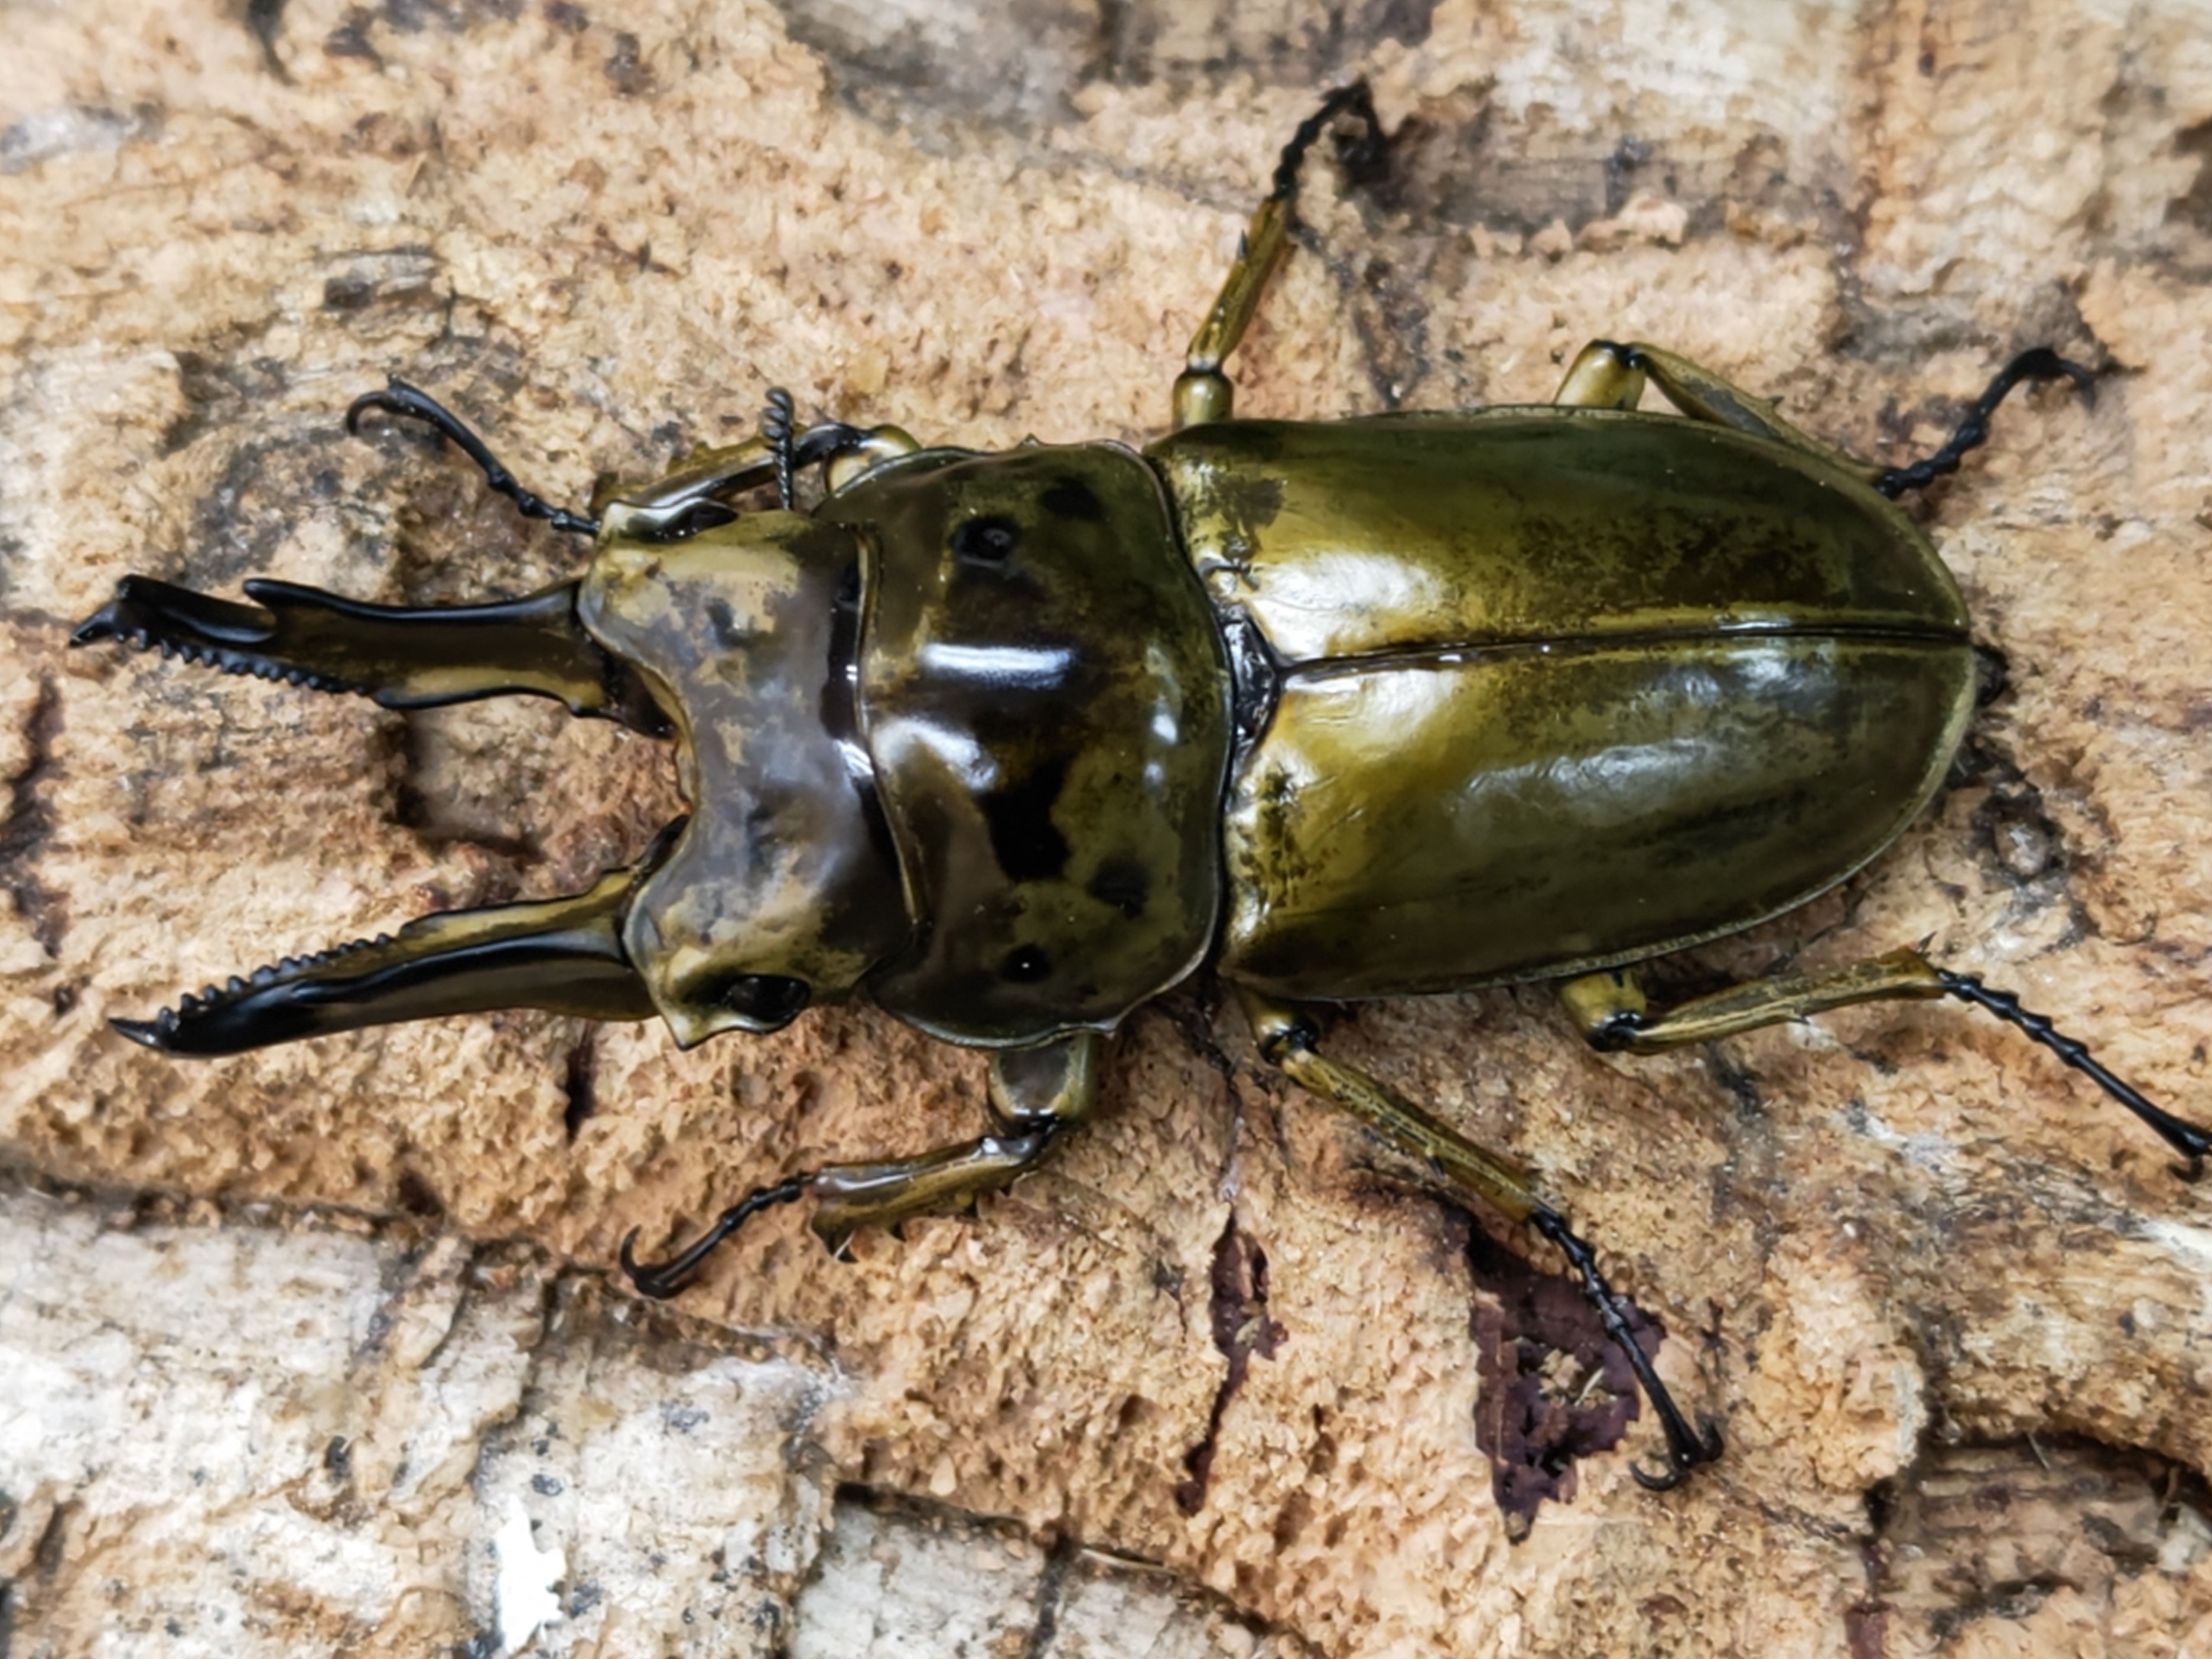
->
xmin=1171 ymin=82 xmax=1385 ymax=430
xmin=1237 ymin=989 xmax=1725 ymax=1490
xmin=622 ymin=1031 xmax=1101 ymax=1298
xmin=1553 ymin=340 xmax=2094 ymax=497
xmin=1559 ymin=948 xmax=2210 ymax=1172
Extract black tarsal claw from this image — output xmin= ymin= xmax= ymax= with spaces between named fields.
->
xmin=619 ymin=1177 xmax=809 ymax=1300
xmin=1631 ymin=1414 xmax=1726 ymax=1492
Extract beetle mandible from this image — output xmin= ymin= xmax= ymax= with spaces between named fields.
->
xmin=72 ymin=85 xmax=2209 ymax=1491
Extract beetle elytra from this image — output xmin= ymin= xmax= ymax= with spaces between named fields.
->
xmin=72 ymin=84 xmax=2207 ymax=1494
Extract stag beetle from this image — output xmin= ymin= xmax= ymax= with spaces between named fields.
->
xmin=73 ymin=86 xmax=2208 ymax=1491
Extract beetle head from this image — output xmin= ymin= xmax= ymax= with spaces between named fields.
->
xmin=582 ymin=509 xmax=911 ymax=1047
xmin=89 ymin=506 xmax=912 ymax=1056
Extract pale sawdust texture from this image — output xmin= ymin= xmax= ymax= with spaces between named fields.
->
xmin=2 ymin=2 xmax=2210 ymax=1657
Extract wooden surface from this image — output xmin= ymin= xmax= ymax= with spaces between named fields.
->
xmin=2 ymin=2 xmax=2210 ymax=1654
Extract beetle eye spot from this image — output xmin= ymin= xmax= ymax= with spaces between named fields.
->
xmin=951 ymin=515 xmax=1022 ymax=566
xmin=722 ymin=974 xmax=811 ymax=1028
xmin=1000 ymin=945 xmax=1052 ymax=983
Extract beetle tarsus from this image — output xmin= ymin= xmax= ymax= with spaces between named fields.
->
xmin=1269 ymin=81 xmax=1385 ymax=199
xmin=1528 ymin=1207 xmax=1724 ymax=1491
xmin=1873 ymin=348 xmax=2097 ymax=499
xmin=620 ymin=1176 xmax=808 ymax=1299
xmin=1629 ymin=1413 xmax=1729 ymax=1493
xmin=347 ymin=376 xmax=602 ymax=536
xmin=1936 ymin=969 xmax=2212 ymax=1169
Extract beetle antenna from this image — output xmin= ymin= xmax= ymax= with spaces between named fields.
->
xmin=1528 ymin=1208 xmax=1725 ymax=1489
xmin=346 ymin=377 xmax=602 ymax=536
xmin=1936 ymin=970 xmax=2210 ymax=1177
xmin=1873 ymin=349 xmax=2097 ymax=499
xmin=620 ymin=1176 xmax=808 ymax=1299
xmin=762 ymin=387 xmax=798 ymax=510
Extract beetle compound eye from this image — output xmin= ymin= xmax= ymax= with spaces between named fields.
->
xmin=721 ymin=974 xmax=812 ymax=1029
xmin=950 ymin=514 xmax=1022 ymax=566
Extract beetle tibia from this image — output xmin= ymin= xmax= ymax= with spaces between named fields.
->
xmin=111 ymin=861 xmax=660 ymax=1055
xmin=72 ymin=574 xmax=668 ymax=734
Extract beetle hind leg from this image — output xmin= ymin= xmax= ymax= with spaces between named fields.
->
xmin=71 ymin=574 xmax=668 ymax=734
xmin=1237 ymin=989 xmax=1725 ymax=1491
xmin=1559 ymin=948 xmax=2208 ymax=1174
xmin=1553 ymin=339 xmax=2096 ymax=497
xmin=112 ymin=857 xmax=663 ymax=1056
xmin=622 ymin=1032 xmax=1100 ymax=1298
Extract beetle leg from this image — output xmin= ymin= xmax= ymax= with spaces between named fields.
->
xmin=72 ymin=574 xmax=669 ymax=733
xmin=1172 ymin=83 xmax=1386 ymax=430
xmin=1553 ymin=340 xmax=2096 ymax=500
xmin=1553 ymin=339 xmax=1878 ymax=471
xmin=109 ymin=855 xmax=663 ymax=1055
xmin=1559 ymin=948 xmax=2210 ymax=1173
xmin=1550 ymin=341 xmax=1648 ymax=411
xmin=1237 ymin=988 xmax=1725 ymax=1490
xmin=621 ymin=1032 xmax=1100 ymax=1299
xmin=1869 ymin=349 xmax=2097 ymax=499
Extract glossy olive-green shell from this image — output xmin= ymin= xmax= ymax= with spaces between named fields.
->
xmin=821 ymin=443 xmax=1231 ymax=1046
xmin=1148 ymin=411 xmax=1977 ymax=1000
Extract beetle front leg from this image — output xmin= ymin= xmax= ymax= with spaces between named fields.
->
xmin=1237 ymin=989 xmax=1725 ymax=1491
xmin=622 ymin=1030 xmax=1100 ymax=1298
xmin=1559 ymin=949 xmax=2210 ymax=1173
